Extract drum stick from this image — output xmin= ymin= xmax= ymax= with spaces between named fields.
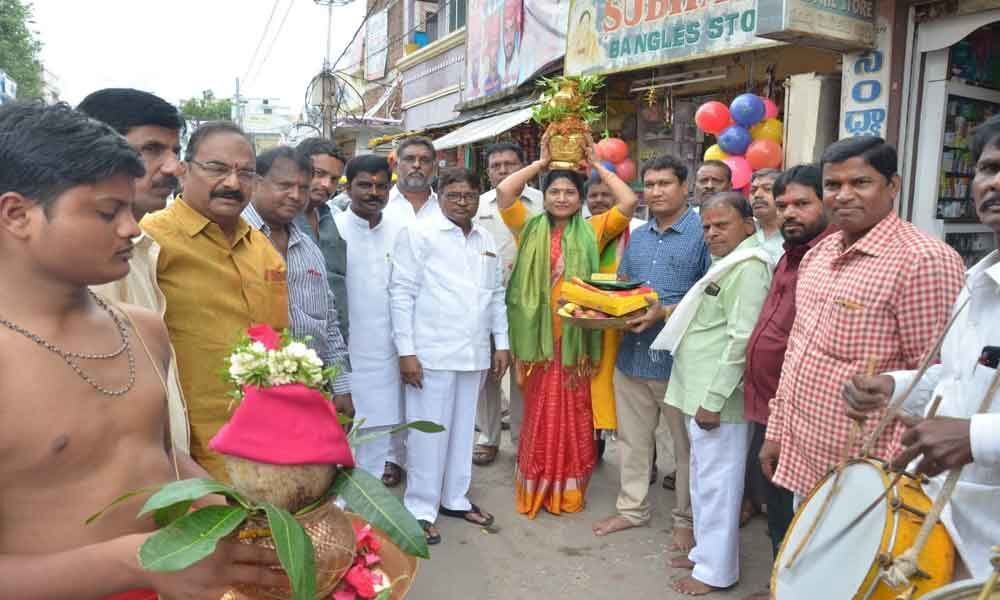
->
xmin=861 ymin=296 xmax=970 ymax=457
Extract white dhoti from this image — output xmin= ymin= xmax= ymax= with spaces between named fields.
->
xmin=404 ymin=369 xmax=486 ymax=523
xmin=387 ymin=430 xmax=406 ymax=469
xmin=687 ymin=418 xmax=751 ymax=588
xmin=353 ymin=425 xmax=393 ymax=479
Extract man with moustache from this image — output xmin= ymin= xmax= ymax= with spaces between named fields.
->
xmin=693 ymin=160 xmax=732 ymax=208
xmin=760 ymin=137 xmax=965 ymax=516
xmin=380 ymin=136 xmax=441 ymax=486
xmin=78 ymin=88 xmax=190 ymax=453
xmin=294 ymin=138 xmax=350 ymax=342
xmin=142 ymin=121 xmax=289 ymax=480
xmin=843 ymin=116 xmax=1000 ymax=582
xmin=472 ymin=141 xmax=541 ymax=466
xmin=592 ymin=156 xmax=711 ymax=556
xmin=741 ymin=164 xmax=834 ymax=600
xmin=656 ymin=193 xmax=772 ymax=595
xmin=501 ymin=0 xmax=522 ymax=85
xmin=333 ymin=155 xmax=406 ymax=479
xmin=243 ymin=146 xmax=352 ymax=416
xmin=749 ymin=168 xmax=785 ymax=264
xmin=391 ymin=168 xmax=508 ymax=544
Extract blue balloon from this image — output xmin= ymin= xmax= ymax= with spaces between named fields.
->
xmin=590 ymin=160 xmax=617 ymax=181
xmin=730 ymin=93 xmax=766 ymax=127
xmin=717 ymin=125 xmax=752 ymax=155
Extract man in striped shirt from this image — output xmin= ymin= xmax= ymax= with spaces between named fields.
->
xmin=243 ymin=146 xmax=352 ymax=414
xmin=761 ymin=136 xmax=964 ymax=501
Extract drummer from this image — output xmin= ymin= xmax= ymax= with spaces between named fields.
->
xmin=844 ymin=115 xmax=1000 ymax=580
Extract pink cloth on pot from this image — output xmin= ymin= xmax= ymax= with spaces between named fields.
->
xmin=209 ymin=383 xmax=355 ymax=467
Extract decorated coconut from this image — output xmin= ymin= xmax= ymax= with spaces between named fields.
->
xmin=531 ymin=75 xmax=604 ymax=170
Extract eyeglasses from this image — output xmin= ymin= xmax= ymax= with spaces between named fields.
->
xmin=399 ymin=155 xmax=435 ymax=166
xmin=444 ymin=192 xmax=479 ymax=204
xmin=189 ymin=159 xmax=257 ymax=184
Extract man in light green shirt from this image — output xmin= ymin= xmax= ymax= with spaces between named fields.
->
xmin=663 ymin=192 xmax=772 ymax=595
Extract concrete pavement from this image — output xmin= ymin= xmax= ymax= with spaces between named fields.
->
xmin=404 ymin=434 xmax=774 ymax=599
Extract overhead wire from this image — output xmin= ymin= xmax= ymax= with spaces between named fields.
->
xmin=247 ymin=0 xmax=297 ymax=90
xmin=242 ymin=0 xmax=282 ymax=85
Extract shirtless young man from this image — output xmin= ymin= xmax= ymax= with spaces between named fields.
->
xmin=0 ymin=103 xmax=286 ymax=598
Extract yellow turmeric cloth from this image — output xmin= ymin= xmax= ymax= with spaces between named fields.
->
xmin=589 ymin=228 xmax=631 ymax=431
xmin=142 ymin=197 xmax=289 ymax=480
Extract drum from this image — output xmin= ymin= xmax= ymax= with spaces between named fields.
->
xmin=921 ymin=579 xmax=999 ymax=599
xmin=772 ymin=459 xmax=955 ymax=600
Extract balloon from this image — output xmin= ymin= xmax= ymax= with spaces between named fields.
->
xmin=703 ymin=144 xmax=729 ymax=162
xmin=730 ymin=93 xmax=766 ymax=127
xmin=723 ymin=156 xmax=752 ymax=189
xmin=615 ymin=158 xmax=637 ymax=183
xmin=717 ymin=125 xmax=752 ymax=156
xmin=760 ymin=96 xmax=779 ymax=119
xmin=597 ymin=138 xmax=629 ymax=164
xmin=751 ymin=118 xmax=784 ymax=144
xmin=745 ymin=139 xmax=783 ymax=170
xmin=590 ymin=160 xmax=617 ymax=180
xmin=695 ymin=101 xmax=731 ymax=135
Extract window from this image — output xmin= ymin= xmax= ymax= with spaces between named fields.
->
xmin=441 ymin=0 xmax=466 ymax=33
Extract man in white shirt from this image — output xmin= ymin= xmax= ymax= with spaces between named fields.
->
xmin=844 ymin=115 xmax=1000 ymax=580
xmin=472 ymin=141 xmax=541 ymax=466
xmin=391 ymin=168 xmax=510 ymax=545
xmin=750 ymin=168 xmax=785 ymax=265
xmin=79 ymin=88 xmax=190 ymax=453
xmin=379 ymin=136 xmax=442 ymax=486
xmin=333 ymin=155 xmax=406 ymax=480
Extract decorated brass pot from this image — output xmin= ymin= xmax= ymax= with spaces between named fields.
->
xmin=547 ymin=126 xmax=587 ymax=170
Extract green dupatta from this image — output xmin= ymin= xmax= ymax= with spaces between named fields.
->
xmin=506 ymin=212 xmax=602 ymax=368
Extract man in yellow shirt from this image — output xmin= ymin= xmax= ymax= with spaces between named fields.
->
xmin=142 ymin=121 xmax=289 ymax=479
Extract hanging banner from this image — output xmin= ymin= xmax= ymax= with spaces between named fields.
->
xmin=565 ymin=0 xmax=782 ymax=76
xmin=466 ymin=0 xmax=523 ymax=101
xmin=365 ymin=7 xmax=389 ymax=81
xmin=517 ymin=1 xmax=569 ymax=86
xmin=839 ymin=15 xmax=891 ymax=138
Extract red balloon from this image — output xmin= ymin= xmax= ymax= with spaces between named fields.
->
xmin=745 ymin=139 xmax=783 ymax=170
xmin=597 ymin=138 xmax=629 ymax=164
xmin=615 ymin=158 xmax=637 ymax=183
xmin=695 ymin=101 xmax=731 ymax=135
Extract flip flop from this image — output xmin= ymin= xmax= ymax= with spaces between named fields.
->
xmin=472 ymin=444 xmax=499 ymax=466
xmin=439 ymin=503 xmax=495 ymax=527
xmin=382 ymin=462 xmax=403 ymax=488
xmin=418 ymin=520 xmax=441 ymax=545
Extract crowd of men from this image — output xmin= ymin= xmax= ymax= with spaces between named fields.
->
xmin=0 ymin=86 xmax=997 ymax=599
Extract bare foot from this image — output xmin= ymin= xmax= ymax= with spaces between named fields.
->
xmin=670 ymin=526 xmax=695 ymax=552
xmin=672 ymin=575 xmax=720 ymax=596
xmin=668 ymin=555 xmax=695 ymax=569
xmin=743 ymin=591 xmax=770 ymax=600
xmin=592 ymin=514 xmax=639 ymax=537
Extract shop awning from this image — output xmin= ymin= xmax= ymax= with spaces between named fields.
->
xmin=432 ymin=106 xmax=535 ymax=150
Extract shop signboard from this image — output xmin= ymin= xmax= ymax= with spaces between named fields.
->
xmin=756 ymin=0 xmax=876 ymax=51
xmin=365 ymin=7 xmax=389 ymax=81
xmin=839 ymin=15 xmax=891 ymax=138
xmin=517 ymin=0 xmax=569 ymax=86
xmin=466 ymin=0 xmax=523 ymax=102
xmin=565 ymin=0 xmax=781 ymax=77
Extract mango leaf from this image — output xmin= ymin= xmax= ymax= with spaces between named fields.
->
xmin=154 ymin=500 xmax=193 ymax=527
xmin=332 ymin=468 xmax=428 ymax=559
xmin=139 ymin=505 xmax=248 ymax=571
xmin=262 ymin=502 xmax=316 ymax=600
xmin=352 ymin=420 xmax=445 ymax=447
xmin=86 ymin=486 xmax=159 ymax=524
xmin=139 ymin=478 xmax=250 ymax=517
xmin=375 ymin=589 xmax=392 ymax=600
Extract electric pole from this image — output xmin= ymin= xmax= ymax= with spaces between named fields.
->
xmin=314 ymin=0 xmax=355 ymax=138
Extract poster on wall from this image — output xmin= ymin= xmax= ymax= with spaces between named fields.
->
xmin=565 ymin=0 xmax=781 ymax=76
xmin=365 ymin=7 xmax=389 ymax=81
xmin=466 ymin=0 xmax=523 ymax=101
xmin=517 ymin=1 xmax=570 ymax=86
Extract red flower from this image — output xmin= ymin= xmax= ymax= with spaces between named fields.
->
xmin=344 ymin=563 xmax=377 ymax=598
xmin=247 ymin=324 xmax=281 ymax=350
xmin=352 ymin=522 xmax=381 ymax=555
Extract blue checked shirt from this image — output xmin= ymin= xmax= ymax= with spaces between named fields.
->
xmin=244 ymin=204 xmax=351 ymax=394
xmin=616 ymin=208 xmax=711 ymax=380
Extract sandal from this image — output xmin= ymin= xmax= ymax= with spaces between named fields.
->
xmin=381 ymin=462 xmax=403 ymax=488
xmin=439 ymin=503 xmax=495 ymax=527
xmin=418 ymin=519 xmax=441 ymax=545
xmin=473 ymin=444 xmax=499 ymax=466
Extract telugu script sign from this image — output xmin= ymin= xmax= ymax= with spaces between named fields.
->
xmin=756 ymin=0 xmax=875 ymax=51
xmin=839 ymin=15 xmax=891 ymax=138
xmin=565 ymin=0 xmax=782 ymax=77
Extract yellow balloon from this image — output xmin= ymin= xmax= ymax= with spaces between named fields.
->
xmin=751 ymin=118 xmax=783 ymax=144
xmin=339 ymin=175 xmax=348 ymax=184
xmin=704 ymin=144 xmax=729 ymax=162
xmin=391 ymin=172 xmax=398 ymax=183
